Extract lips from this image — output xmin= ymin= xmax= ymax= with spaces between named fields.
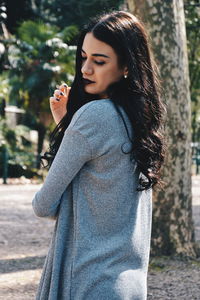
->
xmin=83 ymin=78 xmax=95 ymax=85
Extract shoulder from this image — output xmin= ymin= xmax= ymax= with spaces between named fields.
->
xmin=69 ymin=99 xmax=118 ymax=129
xmin=76 ymin=99 xmax=116 ymax=119
xmin=66 ymin=99 xmax=131 ymax=158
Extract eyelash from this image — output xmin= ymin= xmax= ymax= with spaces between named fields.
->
xmin=81 ymin=57 xmax=105 ymax=66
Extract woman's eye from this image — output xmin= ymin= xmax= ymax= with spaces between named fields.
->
xmin=81 ymin=56 xmax=105 ymax=66
xmin=94 ymin=61 xmax=105 ymax=65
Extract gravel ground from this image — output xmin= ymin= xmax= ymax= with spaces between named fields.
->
xmin=0 ymin=176 xmax=199 ymax=300
xmin=148 ymin=257 xmax=200 ymax=299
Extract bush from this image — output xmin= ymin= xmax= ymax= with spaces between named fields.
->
xmin=0 ymin=120 xmax=38 ymax=178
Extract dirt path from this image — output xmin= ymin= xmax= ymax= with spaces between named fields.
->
xmin=0 ymin=183 xmax=53 ymax=300
xmin=0 ymin=177 xmax=199 ymax=299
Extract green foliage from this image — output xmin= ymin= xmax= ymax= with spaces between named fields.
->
xmin=37 ymin=0 xmax=123 ymax=30
xmin=0 ymin=19 xmax=77 ymax=174
xmin=17 ymin=20 xmax=57 ymax=45
xmin=6 ymin=20 xmax=76 ymax=117
xmin=184 ymin=1 xmax=200 ymax=141
xmin=0 ymin=72 xmax=10 ymax=101
xmin=4 ymin=0 xmax=36 ymax=34
xmin=0 ymin=119 xmax=37 ymax=177
xmin=4 ymin=0 xmax=123 ymax=35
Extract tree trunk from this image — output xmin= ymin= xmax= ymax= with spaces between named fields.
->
xmin=127 ymin=0 xmax=196 ymax=256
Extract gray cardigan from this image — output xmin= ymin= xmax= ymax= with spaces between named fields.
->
xmin=32 ymin=99 xmax=152 ymax=300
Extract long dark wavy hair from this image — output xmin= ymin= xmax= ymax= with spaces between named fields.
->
xmin=42 ymin=11 xmax=166 ymax=191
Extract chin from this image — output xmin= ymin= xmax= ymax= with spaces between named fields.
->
xmin=85 ymin=87 xmax=107 ymax=97
xmin=84 ymin=88 xmax=99 ymax=95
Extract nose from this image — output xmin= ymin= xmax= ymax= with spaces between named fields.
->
xmin=81 ymin=60 xmax=93 ymax=75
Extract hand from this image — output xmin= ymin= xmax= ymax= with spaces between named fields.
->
xmin=49 ymin=83 xmax=71 ymax=125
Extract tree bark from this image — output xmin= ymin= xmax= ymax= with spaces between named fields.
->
xmin=127 ymin=0 xmax=196 ymax=256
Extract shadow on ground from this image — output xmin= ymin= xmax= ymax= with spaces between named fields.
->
xmin=0 ymin=256 xmax=45 ymax=274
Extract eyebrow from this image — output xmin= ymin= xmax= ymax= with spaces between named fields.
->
xmin=81 ymin=49 xmax=110 ymax=58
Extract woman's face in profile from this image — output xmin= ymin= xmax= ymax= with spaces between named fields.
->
xmin=81 ymin=32 xmax=127 ymax=98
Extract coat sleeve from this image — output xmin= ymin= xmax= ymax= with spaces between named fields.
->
xmin=32 ymin=100 xmax=117 ymax=218
xmin=32 ymin=128 xmax=92 ymax=218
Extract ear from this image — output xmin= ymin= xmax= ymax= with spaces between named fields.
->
xmin=123 ymin=66 xmax=128 ymax=77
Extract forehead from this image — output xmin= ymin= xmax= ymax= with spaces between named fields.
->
xmin=82 ymin=32 xmax=116 ymax=57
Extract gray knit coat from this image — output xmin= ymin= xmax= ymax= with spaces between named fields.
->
xmin=32 ymin=99 xmax=152 ymax=300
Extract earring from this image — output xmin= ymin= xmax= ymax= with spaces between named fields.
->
xmin=124 ymin=74 xmax=128 ymax=79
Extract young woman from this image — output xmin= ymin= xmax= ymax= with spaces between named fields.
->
xmin=32 ymin=11 xmax=166 ymax=300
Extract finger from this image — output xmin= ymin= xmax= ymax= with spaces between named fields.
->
xmin=54 ymin=90 xmax=64 ymax=98
xmin=60 ymin=82 xmax=68 ymax=89
xmin=64 ymin=86 xmax=71 ymax=97
xmin=54 ymin=89 xmax=62 ymax=96
xmin=50 ymin=96 xmax=60 ymax=102
xmin=59 ymin=83 xmax=69 ymax=94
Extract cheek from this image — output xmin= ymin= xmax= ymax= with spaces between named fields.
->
xmin=102 ymin=64 xmax=117 ymax=77
xmin=95 ymin=69 xmax=110 ymax=87
xmin=100 ymin=67 xmax=122 ymax=85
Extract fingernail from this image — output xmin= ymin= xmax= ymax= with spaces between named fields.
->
xmin=60 ymin=92 xmax=64 ymax=96
xmin=63 ymin=83 xmax=68 ymax=87
xmin=56 ymin=98 xmax=60 ymax=101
